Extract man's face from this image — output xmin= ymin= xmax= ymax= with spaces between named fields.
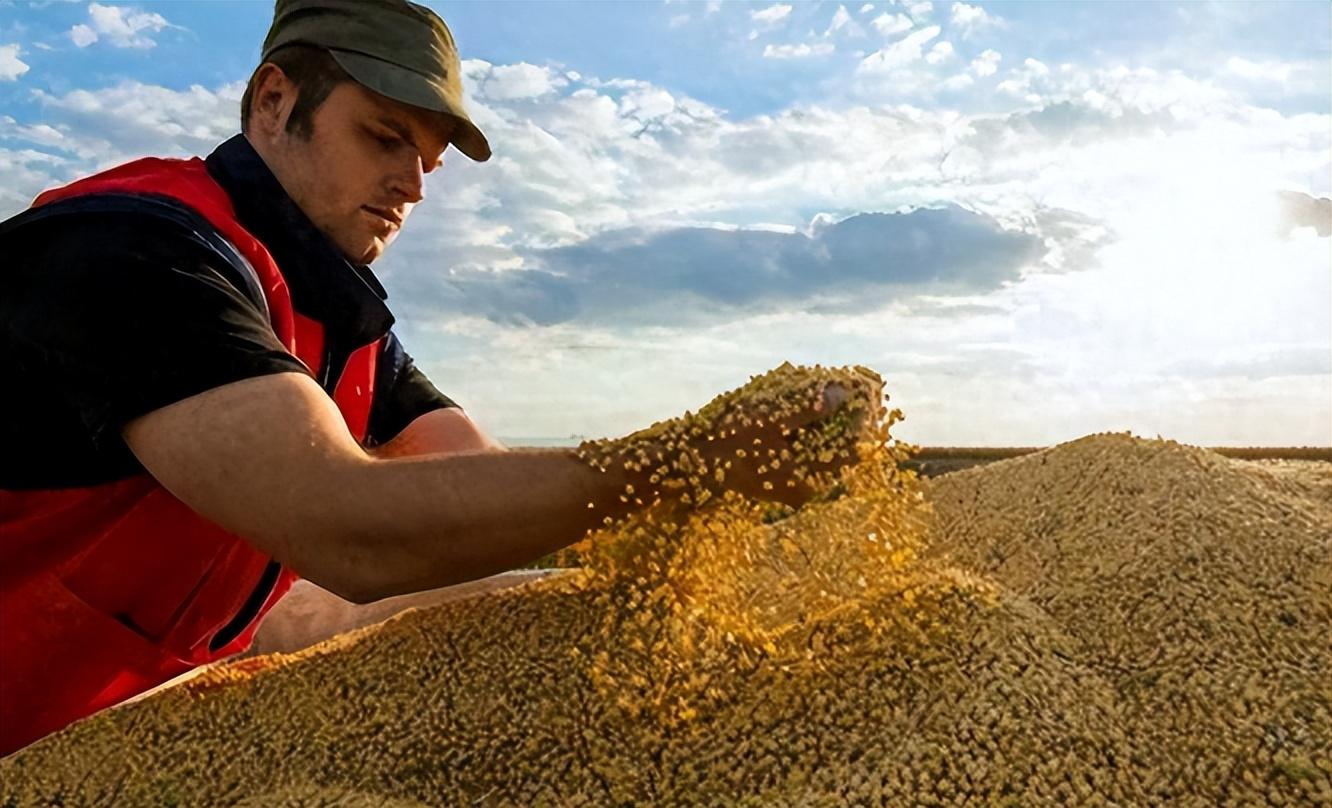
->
xmin=263 ymin=79 xmax=452 ymax=265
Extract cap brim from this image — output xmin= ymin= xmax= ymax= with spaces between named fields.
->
xmin=328 ymin=48 xmax=491 ymax=163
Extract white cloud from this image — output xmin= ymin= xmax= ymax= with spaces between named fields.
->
xmin=0 ymin=80 xmax=247 ymax=218
xmin=764 ymin=42 xmax=836 ymax=59
xmin=857 ymin=25 xmax=940 ymax=74
xmin=26 ymin=80 xmax=243 ymax=166
xmin=941 ymin=73 xmax=974 ymax=91
xmin=751 ymin=3 xmax=792 ymax=25
xmin=620 ymin=86 xmax=678 ymax=120
xmin=970 ymin=48 xmax=1001 ymax=77
xmin=0 ymin=44 xmax=29 ymax=81
xmin=705 ymin=0 xmax=721 ymax=14
xmin=68 ymin=2 xmax=175 ymax=49
xmin=0 ymin=146 xmax=72 ymax=214
xmin=669 ymin=13 xmax=690 ymax=28
xmin=925 ymin=41 xmax=954 ymax=64
xmin=828 ymin=5 xmax=852 ymax=32
xmin=950 ymin=1 xmax=1004 ymax=37
xmin=859 ymin=2 xmax=874 ymax=12
xmin=993 ymin=57 xmax=1052 ymax=99
xmin=0 ymin=116 xmax=66 ymax=148
xmin=826 ymin=5 xmax=865 ymax=36
xmin=906 ymin=0 xmax=934 ymax=19
xmin=69 ymin=24 xmax=97 ymax=48
xmin=473 ymin=62 xmax=567 ymax=101
xmin=1226 ymin=56 xmax=1293 ymax=82
xmin=871 ymin=12 xmax=913 ymax=35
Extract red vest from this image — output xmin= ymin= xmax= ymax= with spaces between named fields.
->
xmin=0 ymin=156 xmax=383 ymax=756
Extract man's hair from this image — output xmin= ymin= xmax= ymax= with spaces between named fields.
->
xmin=240 ymin=44 xmax=352 ymax=140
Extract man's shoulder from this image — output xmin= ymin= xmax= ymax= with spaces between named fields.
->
xmin=2 ymin=193 xmax=268 ymax=314
xmin=4 ymin=192 xmax=217 ymax=243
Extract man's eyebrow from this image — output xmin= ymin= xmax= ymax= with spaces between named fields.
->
xmin=376 ymin=116 xmax=446 ymax=169
xmin=376 ymin=116 xmax=420 ymax=150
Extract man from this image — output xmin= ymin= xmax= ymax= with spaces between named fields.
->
xmin=0 ymin=0 xmax=859 ymax=756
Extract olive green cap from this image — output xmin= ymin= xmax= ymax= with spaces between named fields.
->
xmin=261 ymin=0 xmax=491 ymax=162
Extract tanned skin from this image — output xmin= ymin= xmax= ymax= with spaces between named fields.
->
xmin=121 ymin=63 xmax=861 ymax=614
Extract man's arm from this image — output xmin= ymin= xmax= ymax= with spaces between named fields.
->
xmin=244 ymin=408 xmax=514 ymax=655
xmin=123 ymin=364 xmax=857 ymax=605
xmin=360 ymin=330 xmax=503 ymax=458
xmin=367 ymin=407 xmax=505 ymax=459
xmin=363 ymin=328 xmax=505 ymax=458
xmin=121 ymin=371 xmax=663 ymax=604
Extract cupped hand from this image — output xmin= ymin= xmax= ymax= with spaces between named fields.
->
xmin=693 ymin=376 xmax=880 ymax=510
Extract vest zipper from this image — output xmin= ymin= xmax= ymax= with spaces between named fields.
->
xmin=208 ymin=559 xmax=282 ymax=653
xmin=318 ymin=342 xmax=353 ymax=397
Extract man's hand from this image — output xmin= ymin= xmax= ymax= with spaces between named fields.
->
xmin=680 ymin=376 xmax=880 ymax=511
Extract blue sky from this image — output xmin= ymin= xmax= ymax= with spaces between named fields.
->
xmin=1 ymin=1 xmax=1329 ymax=446
xmin=4 ymin=2 xmax=1328 ymax=115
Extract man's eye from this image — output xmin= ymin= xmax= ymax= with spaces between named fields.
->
xmin=372 ymin=132 xmax=400 ymax=149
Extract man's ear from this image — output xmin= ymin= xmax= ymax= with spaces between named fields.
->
xmin=248 ymin=63 xmax=295 ymax=141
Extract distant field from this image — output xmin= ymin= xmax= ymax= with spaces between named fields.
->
xmin=900 ymin=445 xmax=1332 ymax=477
xmin=506 ymin=439 xmax=1332 ymax=478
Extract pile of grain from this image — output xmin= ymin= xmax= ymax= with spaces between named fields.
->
xmin=918 ymin=435 xmax=1332 ymax=805
xmin=2 ymin=366 xmax=1328 ymax=807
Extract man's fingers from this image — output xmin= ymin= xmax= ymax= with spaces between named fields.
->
xmin=819 ymin=382 xmax=853 ymax=415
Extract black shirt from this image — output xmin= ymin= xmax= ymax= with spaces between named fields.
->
xmin=0 ymin=134 xmax=459 ymax=491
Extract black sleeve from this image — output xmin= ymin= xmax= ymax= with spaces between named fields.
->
xmin=0 ymin=209 xmax=314 ymax=465
xmin=364 ymin=330 xmax=462 ymax=447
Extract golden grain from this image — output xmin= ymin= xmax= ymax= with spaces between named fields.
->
xmin=2 ymin=365 xmax=1327 ymax=807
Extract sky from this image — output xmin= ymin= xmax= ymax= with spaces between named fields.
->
xmin=1 ymin=0 xmax=1329 ymax=448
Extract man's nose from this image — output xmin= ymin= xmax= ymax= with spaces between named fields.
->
xmin=390 ymin=157 xmax=426 ymax=204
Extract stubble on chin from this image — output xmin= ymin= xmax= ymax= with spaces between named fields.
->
xmin=357 ymin=237 xmax=386 ymax=266
xmin=334 ymin=222 xmax=384 ymax=265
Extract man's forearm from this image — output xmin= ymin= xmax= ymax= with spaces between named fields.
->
xmin=336 ymin=445 xmax=659 ymax=602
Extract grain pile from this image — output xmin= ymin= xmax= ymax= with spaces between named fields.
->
xmin=2 ymin=365 xmax=1329 ymax=807
xmin=918 ymin=436 xmax=1332 ymax=805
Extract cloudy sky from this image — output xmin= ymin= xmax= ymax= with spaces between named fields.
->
xmin=2 ymin=1 xmax=1328 ymax=447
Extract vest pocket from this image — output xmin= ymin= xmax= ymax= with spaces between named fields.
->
xmin=0 ymin=570 xmax=192 ymax=755
xmin=208 ymin=559 xmax=282 ymax=652
xmin=57 ymin=486 xmax=231 ymax=642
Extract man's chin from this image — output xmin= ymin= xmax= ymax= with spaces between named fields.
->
xmin=344 ymin=238 xmax=386 ymax=266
